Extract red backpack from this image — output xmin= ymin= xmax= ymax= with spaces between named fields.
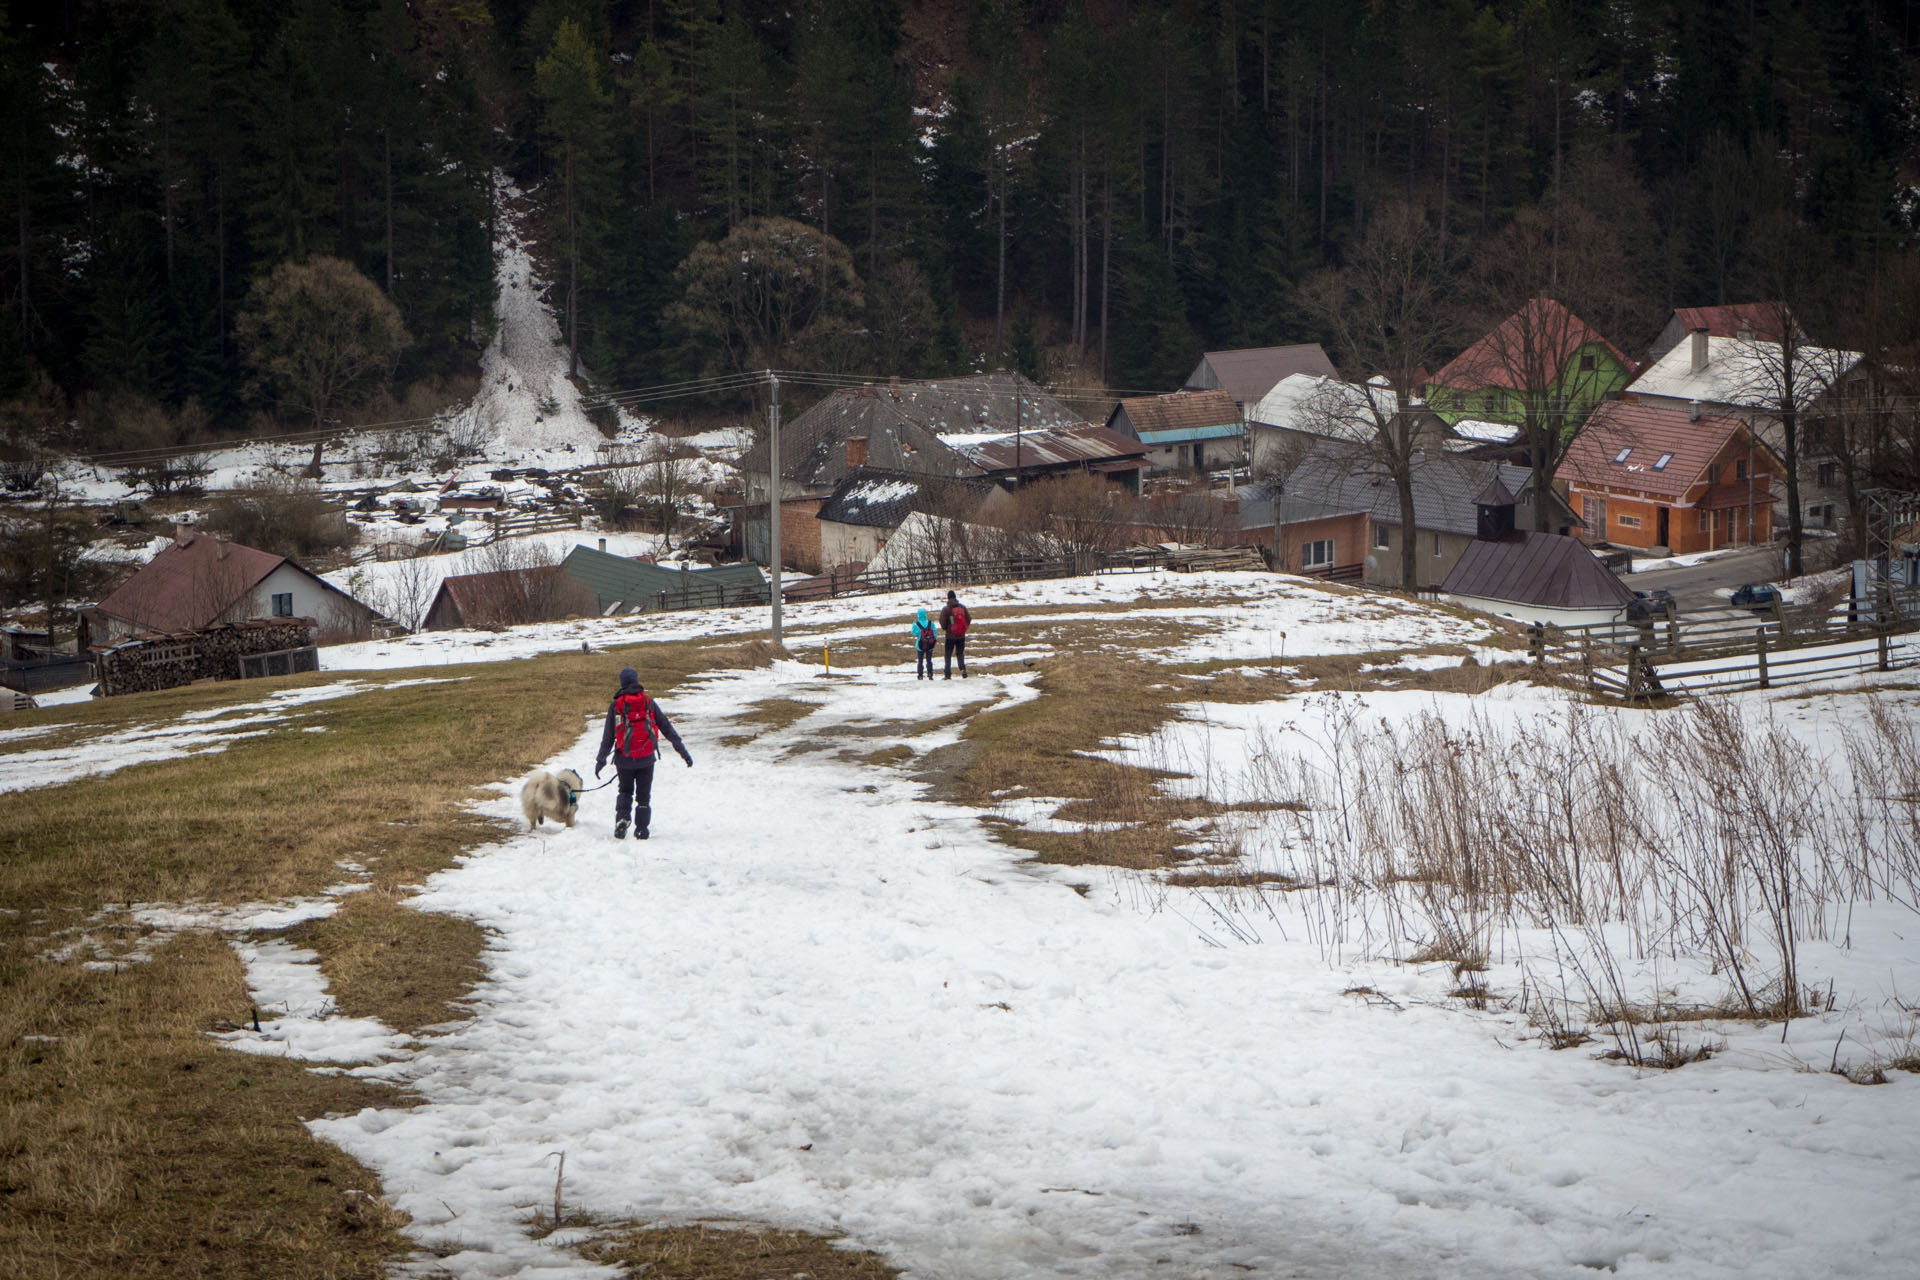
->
xmin=614 ymin=690 xmax=660 ymax=760
xmin=950 ymin=604 xmax=970 ymax=636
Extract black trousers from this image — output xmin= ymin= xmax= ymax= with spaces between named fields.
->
xmin=944 ymin=633 xmax=966 ymax=676
xmin=615 ymin=760 xmax=656 ymax=831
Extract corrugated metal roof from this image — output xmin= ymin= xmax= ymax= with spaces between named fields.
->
xmin=965 ymin=423 xmax=1146 ymax=472
xmin=561 ymin=545 xmax=767 ymax=611
xmin=1440 ymin=532 xmax=1637 ymax=609
xmin=1624 ymin=335 xmax=1861 ymax=411
xmin=1111 ymin=389 xmax=1241 ymax=441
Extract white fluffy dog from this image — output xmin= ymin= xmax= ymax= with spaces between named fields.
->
xmin=520 ymin=768 xmax=583 ymax=831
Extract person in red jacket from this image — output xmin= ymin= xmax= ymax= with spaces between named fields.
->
xmin=938 ymin=590 xmax=970 ymax=679
xmin=594 ymin=666 xmax=692 ymax=840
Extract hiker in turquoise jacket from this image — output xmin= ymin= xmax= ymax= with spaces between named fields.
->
xmin=909 ymin=608 xmax=938 ymax=680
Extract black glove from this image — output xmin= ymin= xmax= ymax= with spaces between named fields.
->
xmin=678 ymin=748 xmax=693 ymax=767
xmin=594 ymin=761 xmax=604 ymax=778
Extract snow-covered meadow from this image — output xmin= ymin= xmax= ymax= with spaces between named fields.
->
xmin=19 ymin=569 xmax=1918 ymax=1279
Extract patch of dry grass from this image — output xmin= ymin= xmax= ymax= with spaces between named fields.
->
xmin=0 ymin=636 xmax=779 ymax=1279
xmin=284 ymin=888 xmax=488 ymax=1036
xmin=580 ymin=1222 xmax=898 ymax=1278
xmin=0 ymin=931 xmax=409 ymax=1280
xmin=719 ymin=695 xmax=819 ymax=746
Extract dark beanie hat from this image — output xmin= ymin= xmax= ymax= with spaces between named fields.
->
xmin=947 ymin=590 xmax=957 ymax=601
xmin=619 ymin=666 xmax=640 ymax=687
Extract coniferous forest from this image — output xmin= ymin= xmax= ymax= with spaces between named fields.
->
xmin=4 ymin=0 xmax=1920 ymax=449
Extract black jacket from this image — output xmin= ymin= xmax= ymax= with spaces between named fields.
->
xmin=595 ymin=681 xmax=689 ymax=770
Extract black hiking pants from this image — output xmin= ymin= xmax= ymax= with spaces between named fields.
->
xmin=615 ymin=759 xmax=656 ymax=834
xmin=944 ymin=633 xmax=966 ymax=677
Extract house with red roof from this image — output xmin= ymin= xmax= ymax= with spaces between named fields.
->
xmin=1646 ymin=302 xmax=1797 ymax=364
xmin=1557 ymin=401 xmax=1785 ymax=554
xmin=1423 ymin=297 xmax=1634 ymax=432
xmin=86 ymin=528 xmax=382 ymax=644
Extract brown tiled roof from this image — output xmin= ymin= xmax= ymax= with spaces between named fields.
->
xmin=1673 ymin=303 xmax=1788 ymax=342
xmin=1189 ymin=345 xmax=1338 ymax=403
xmin=1110 ymin=389 xmax=1240 ymax=438
xmin=93 ymin=533 xmax=285 ymax=633
xmin=1432 ymin=297 xmax=1631 ymax=392
xmin=1441 ymin=531 xmax=1637 ymax=609
xmin=1558 ymin=401 xmax=1759 ymax=501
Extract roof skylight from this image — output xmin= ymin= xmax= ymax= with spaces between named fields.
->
xmin=1653 ymin=453 xmax=1673 ymax=470
xmin=1613 ymin=446 xmax=1633 ymax=463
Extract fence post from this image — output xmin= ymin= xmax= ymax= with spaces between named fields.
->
xmin=1880 ymin=625 xmax=1891 ymax=671
xmin=1756 ymin=625 xmax=1769 ymax=689
xmin=1626 ymin=645 xmax=1641 ymax=701
xmin=1527 ymin=622 xmax=1544 ymax=663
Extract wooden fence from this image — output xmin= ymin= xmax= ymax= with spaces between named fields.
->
xmin=1533 ymin=585 xmax=1920 ymax=700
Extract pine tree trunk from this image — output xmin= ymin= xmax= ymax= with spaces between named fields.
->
xmin=385 ymin=130 xmax=394 ymax=294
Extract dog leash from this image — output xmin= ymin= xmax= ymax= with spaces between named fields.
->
xmin=568 ymin=775 xmax=618 ymax=800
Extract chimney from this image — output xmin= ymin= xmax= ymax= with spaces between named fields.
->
xmin=1688 ymin=399 xmax=1701 ymax=421
xmin=1737 ymin=319 xmax=1755 ymax=342
xmin=215 ymin=536 xmax=230 ymax=561
xmin=173 ymin=523 xmax=193 ymax=547
xmin=1689 ymin=327 xmax=1709 ymax=375
xmin=1223 ymin=495 xmax=1240 ymax=516
xmin=845 ymin=436 xmax=869 ymax=470
xmin=889 ymin=376 xmax=901 ymax=401
xmin=598 ymin=537 xmax=607 ymax=552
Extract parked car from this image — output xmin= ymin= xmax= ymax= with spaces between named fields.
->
xmin=1632 ymin=588 xmax=1675 ymax=606
xmin=1730 ymin=583 xmax=1782 ymax=611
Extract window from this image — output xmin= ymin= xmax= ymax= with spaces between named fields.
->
xmin=1373 ymin=524 xmax=1390 ymax=550
xmin=1698 ymin=509 xmax=1711 ymax=532
xmin=1817 ymin=462 xmax=1837 ymax=488
xmin=1302 ymin=538 xmax=1334 ymax=569
xmin=1735 ymin=459 xmax=1748 ymax=480
xmin=1582 ymin=495 xmax=1608 ymax=530
xmin=271 ymin=592 xmax=294 ymax=617
xmin=1614 ymin=446 xmax=1633 ymax=464
xmin=1432 ymin=531 xmax=1443 ymax=556
xmin=1618 ymin=514 xmax=1642 ymax=529
xmin=1580 ymin=353 xmax=1597 ymax=372
xmin=1653 ymin=453 xmax=1673 ymax=470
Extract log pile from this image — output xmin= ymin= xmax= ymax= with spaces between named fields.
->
xmin=96 ymin=618 xmax=317 ymax=696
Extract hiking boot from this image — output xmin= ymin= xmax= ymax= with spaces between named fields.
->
xmin=614 ymin=820 xmax=629 ymax=839
xmin=636 ymin=828 xmax=650 ymax=840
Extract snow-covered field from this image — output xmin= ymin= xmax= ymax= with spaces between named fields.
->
xmin=19 ymin=570 xmax=1919 ymax=1280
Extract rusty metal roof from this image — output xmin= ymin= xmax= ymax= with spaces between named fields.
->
xmin=966 ymin=423 xmax=1146 ymax=473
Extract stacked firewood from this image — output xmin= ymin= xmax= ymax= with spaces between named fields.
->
xmin=96 ymin=618 xmax=316 ymax=696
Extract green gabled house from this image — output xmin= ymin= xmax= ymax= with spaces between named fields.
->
xmin=1423 ymin=297 xmax=1634 ymax=433
xmin=561 ymin=544 xmax=769 ymax=613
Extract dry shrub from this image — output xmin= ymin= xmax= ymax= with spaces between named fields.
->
xmin=201 ymin=473 xmax=358 ymax=563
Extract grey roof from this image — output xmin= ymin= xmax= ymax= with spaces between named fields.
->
xmin=966 ymin=423 xmax=1145 ymax=472
xmin=561 ymin=545 xmax=767 ymax=612
xmin=739 ymin=372 xmax=1076 ymax=491
xmin=1186 ymin=344 xmax=1338 ymax=405
xmin=816 ymin=468 xmax=993 ymax=529
xmin=1274 ymin=440 xmax=1558 ymax=538
xmin=1440 ymin=532 xmax=1637 ymax=609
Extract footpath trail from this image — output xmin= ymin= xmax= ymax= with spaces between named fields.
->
xmin=310 ymin=661 xmax=1917 ymax=1280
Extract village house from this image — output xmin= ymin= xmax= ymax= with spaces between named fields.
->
xmin=1558 ymin=400 xmax=1783 ymax=554
xmin=1645 ymin=302 xmax=1797 ymax=364
xmin=422 ymin=564 xmax=587 ymax=631
xmin=1267 ymin=440 xmax=1575 ymax=589
xmin=1621 ymin=322 xmax=1863 ymax=533
xmin=1184 ymin=343 xmax=1338 ymax=412
xmin=811 ymin=469 xmax=1002 ymax=573
xmin=1105 ymin=389 xmax=1244 ymax=474
xmin=84 ymin=527 xmax=381 ymax=645
xmin=559 ymin=544 xmax=768 ymax=613
xmin=1423 ymin=296 xmax=1634 ymax=431
xmin=1245 ymin=373 xmax=1446 ymax=478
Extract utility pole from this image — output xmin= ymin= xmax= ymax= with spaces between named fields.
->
xmin=1014 ymin=383 xmax=1023 ymax=489
xmin=767 ymin=371 xmax=782 ymax=645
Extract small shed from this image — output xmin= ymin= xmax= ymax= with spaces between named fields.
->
xmin=1105 ymin=390 xmax=1244 ymax=474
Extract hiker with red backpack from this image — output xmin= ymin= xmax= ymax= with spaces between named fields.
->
xmin=594 ymin=666 xmax=692 ymax=840
xmin=938 ymin=590 xmax=970 ymax=679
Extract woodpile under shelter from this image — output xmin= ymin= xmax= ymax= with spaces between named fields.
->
xmin=94 ymin=618 xmax=319 ymax=696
